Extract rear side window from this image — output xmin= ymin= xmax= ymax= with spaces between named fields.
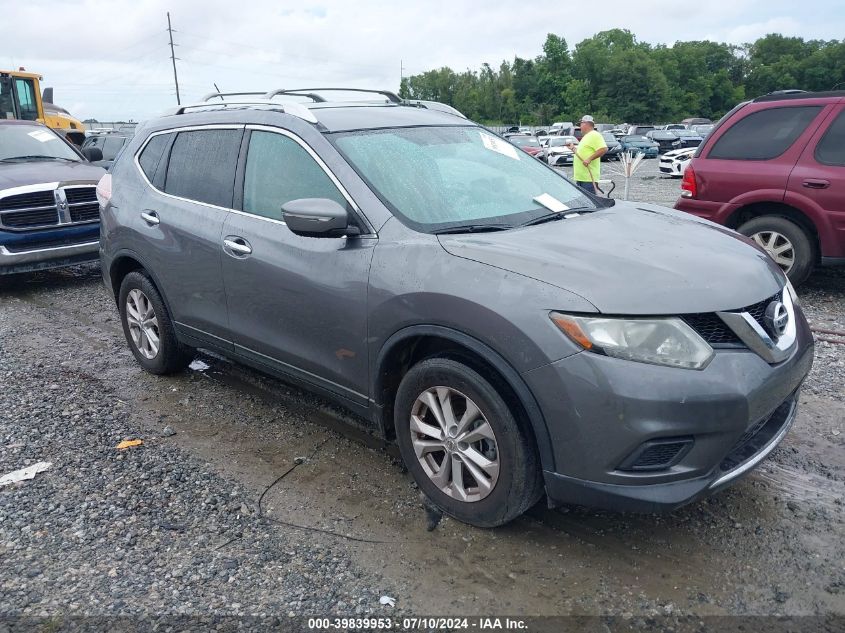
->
xmin=164 ymin=129 xmax=242 ymax=208
xmin=138 ymin=133 xmax=170 ymax=181
xmin=707 ymin=106 xmax=822 ymax=161
xmin=242 ymin=130 xmax=347 ymax=220
xmin=815 ymin=110 xmax=845 ymax=166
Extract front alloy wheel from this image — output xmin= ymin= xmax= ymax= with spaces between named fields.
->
xmin=410 ymin=387 xmax=500 ymax=502
xmin=394 ymin=358 xmax=543 ymax=527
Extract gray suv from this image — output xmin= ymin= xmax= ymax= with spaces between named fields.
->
xmin=99 ymin=89 xmax=814 ymax=527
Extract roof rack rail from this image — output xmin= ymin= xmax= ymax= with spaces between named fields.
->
xmin=263 ymin=87 xmax=402 ymax=103
xmin=170 ymin=100 xmax=319 ymax=124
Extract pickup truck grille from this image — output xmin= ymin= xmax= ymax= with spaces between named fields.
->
xmin=0 ymin=186 xmax=99 ymax=230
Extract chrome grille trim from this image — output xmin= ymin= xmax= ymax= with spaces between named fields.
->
xmin=0 ymin=185 xmax=99 ymax=230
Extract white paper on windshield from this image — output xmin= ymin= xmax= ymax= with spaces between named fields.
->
xmin=28 ymin=130 xmax=56 ymax=143
xmin=533 ymin=193 xmax=569 ymax=213
xmin=479 ymin=131 xmax=520 ymax=160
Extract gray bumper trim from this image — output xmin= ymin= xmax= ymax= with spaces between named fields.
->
xmin=0 ymin=240 xmax=100 ymax=265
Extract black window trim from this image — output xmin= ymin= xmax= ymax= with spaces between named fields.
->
xmin=133 ymin=124 xmax=246 ymax=213
xmin=134 ymin=123 xmax=374 ymax=235
xmin=814 ymin=107 xmax=845 ymax=167
xmin=704 ymin=104 xmax=824 ymax=162
xmin=230 ymin=123 xmax=374 ymax=235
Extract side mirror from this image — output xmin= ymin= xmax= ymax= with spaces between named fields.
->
xmin=81 ymin=147 xmax=103 ymax=162
xmin=281 ymin=198 xmax=358 ymax=237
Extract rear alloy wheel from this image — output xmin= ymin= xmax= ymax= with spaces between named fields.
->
xmin=738 ymin=216 xmax=814 ymax=285
xmin=394 ymin=358 xmax=543 ymax=527
xmin=119 ymin=271 xmax=192 ymax=375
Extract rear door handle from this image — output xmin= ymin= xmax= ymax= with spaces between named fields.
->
xmin=802 ymin=179 xmax=830 ymax=189
xmin=140 ymin=211 xmax=160 ymax=226
xmin=223 ymin=236 xmax=252 ymax=257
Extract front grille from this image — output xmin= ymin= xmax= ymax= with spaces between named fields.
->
xmin=1 ymin=208 xmax=60 ymax=228
xmin=64 ymin=187 xmax=97 ymax=205
xmin=0 ymin=190 xmax=56 ymax=211
xmin=719 ymin=396 xmax=795 ymax=472
xmin=0 ymin=186 xmax=99 ymax=230
xmin=618 ymin=437 xmax=694 ymax=472
xmin=683 ymin=292 xmax=782 ymax=348
xmin=69 ymin=203 xmax=99 ymax=222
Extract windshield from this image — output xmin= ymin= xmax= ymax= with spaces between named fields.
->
xmin=333 ymin=126 xmax=595 ymax=231
xmin=623 ymin=135 xmax=648 ymax=142
xmin=509 ymin=136 xmax=539 ymax=147
xmin=601 ymin=133 xmax=617 ymax=142
xmin=0 ymin=123 xmax=80 ymax=161
xmin=548 ymin=137 xmax=573 ymax=147
xmin=693 ymin=125 xmax=714 ymax=134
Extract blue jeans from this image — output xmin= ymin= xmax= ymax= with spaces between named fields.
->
xmin=576 ymin=181 xmax=596 ymax=194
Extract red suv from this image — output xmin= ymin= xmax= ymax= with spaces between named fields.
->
xmin=675 ymin=90 xmax=845 ymax=284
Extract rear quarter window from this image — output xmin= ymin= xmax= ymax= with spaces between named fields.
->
xmin=707 ymin=106 xmax=822 ymax=161
xmin=815 ymin=110 xmax=845 ymax=166
xmin=163 ymin=129 xmax=243 ymax=208
xmin=138 ymin=133 xmax=171 ymax=182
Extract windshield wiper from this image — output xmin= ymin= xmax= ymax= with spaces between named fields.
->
xmin=519 ymin=206 xmax=596 ymax=227
xmin=1 ymin=155 xmax=78 ymax=162
xmin=432 ymin=223 xmax=513 ymax=235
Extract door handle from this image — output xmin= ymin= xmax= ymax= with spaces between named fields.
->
xmin=140 ymin=211 xmax=160 ymax=226
xmin=802 ymin=179 xmax=830 ymax=189
xmin=223 ymin=236 xmax=252 ymax=257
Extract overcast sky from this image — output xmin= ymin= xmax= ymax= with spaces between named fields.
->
xmin=3 ymin=0 xmax=843 ymax=122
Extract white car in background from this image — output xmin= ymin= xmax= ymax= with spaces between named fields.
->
xmin=545 ymin=136 xmax=579 ymax=166
xmin=659 ymin=147 xmax=696 ymax=177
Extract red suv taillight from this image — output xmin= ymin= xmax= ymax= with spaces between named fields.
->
xmin=96 ymin=173 xmax=112 ymax=207
xmin=681 ymin=164 xmax=697 ymax=198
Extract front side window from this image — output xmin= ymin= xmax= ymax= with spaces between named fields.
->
xmin=815 ymin=110 xmax=845 ymax=167
xmin=163 ymin=129 xmax=242 ymax=207
xmin=13 ymin=78 xmax=38 ymax=121
xmin=242 ymin=130 xmax=347 ymax=221
xmin=708 ymin=106 xmax=822 ymax=161
xmin=333 ymin=126 xmax=595 ymax=231
xmin=0 ymin=123 xmax=80 ymax=161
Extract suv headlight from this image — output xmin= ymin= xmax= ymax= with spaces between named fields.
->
xmin=550 ymin=312 xmax=714 ymax=370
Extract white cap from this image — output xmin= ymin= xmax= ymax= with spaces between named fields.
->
xmin=580 ymin=115 xmax=595 ymax=124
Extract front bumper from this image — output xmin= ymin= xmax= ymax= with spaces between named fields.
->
xmin=525 ymin=312 xmax=814 ymax=513
xmin=0 ymin=225 xmax=100 ymax=274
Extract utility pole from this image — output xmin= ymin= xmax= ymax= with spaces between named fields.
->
xmin=167 ymin=12 xmax=181 ymax=105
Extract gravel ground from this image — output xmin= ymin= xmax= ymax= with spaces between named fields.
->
xmin=1 ymin=165 xmax=843 ymax=626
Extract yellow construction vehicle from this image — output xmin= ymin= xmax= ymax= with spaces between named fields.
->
xmin=0 ymin=68 xmax=86 ymax=145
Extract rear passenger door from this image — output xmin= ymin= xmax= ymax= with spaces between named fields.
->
xmin=136 ymin=126 xmax=243 ymax=348
xmin=786 ymin=105 xmax=845 ymax=259
xmin=221 ymin=126 xmax=376 ymax=406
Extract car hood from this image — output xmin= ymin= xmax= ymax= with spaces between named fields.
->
xmin=663 ymin=148 xmax=696 ymax=159
xmin=438 ymin=202 xmax=785 ymax=315
xmin=0 ymin=160 xmax=105 ymax=190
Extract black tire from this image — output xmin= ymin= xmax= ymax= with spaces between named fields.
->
xmin=737 ymin=215 xmax=814 ymax=286
xmin=118 ymin=271 xmax=191 ymax=375
xmin=394 ymin=358 xmax=543 ymax=528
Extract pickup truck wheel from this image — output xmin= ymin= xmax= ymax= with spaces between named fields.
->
xmin=738 ymin=216 xmax=814 ymax=286
xmin=119 ymin=271 xmax=191 ymax=375
xmin=394 ymin=358 xmax=542 ymax=528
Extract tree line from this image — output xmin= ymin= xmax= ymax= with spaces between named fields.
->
xmin=398 ymin=30 xmax=845 ymax=125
